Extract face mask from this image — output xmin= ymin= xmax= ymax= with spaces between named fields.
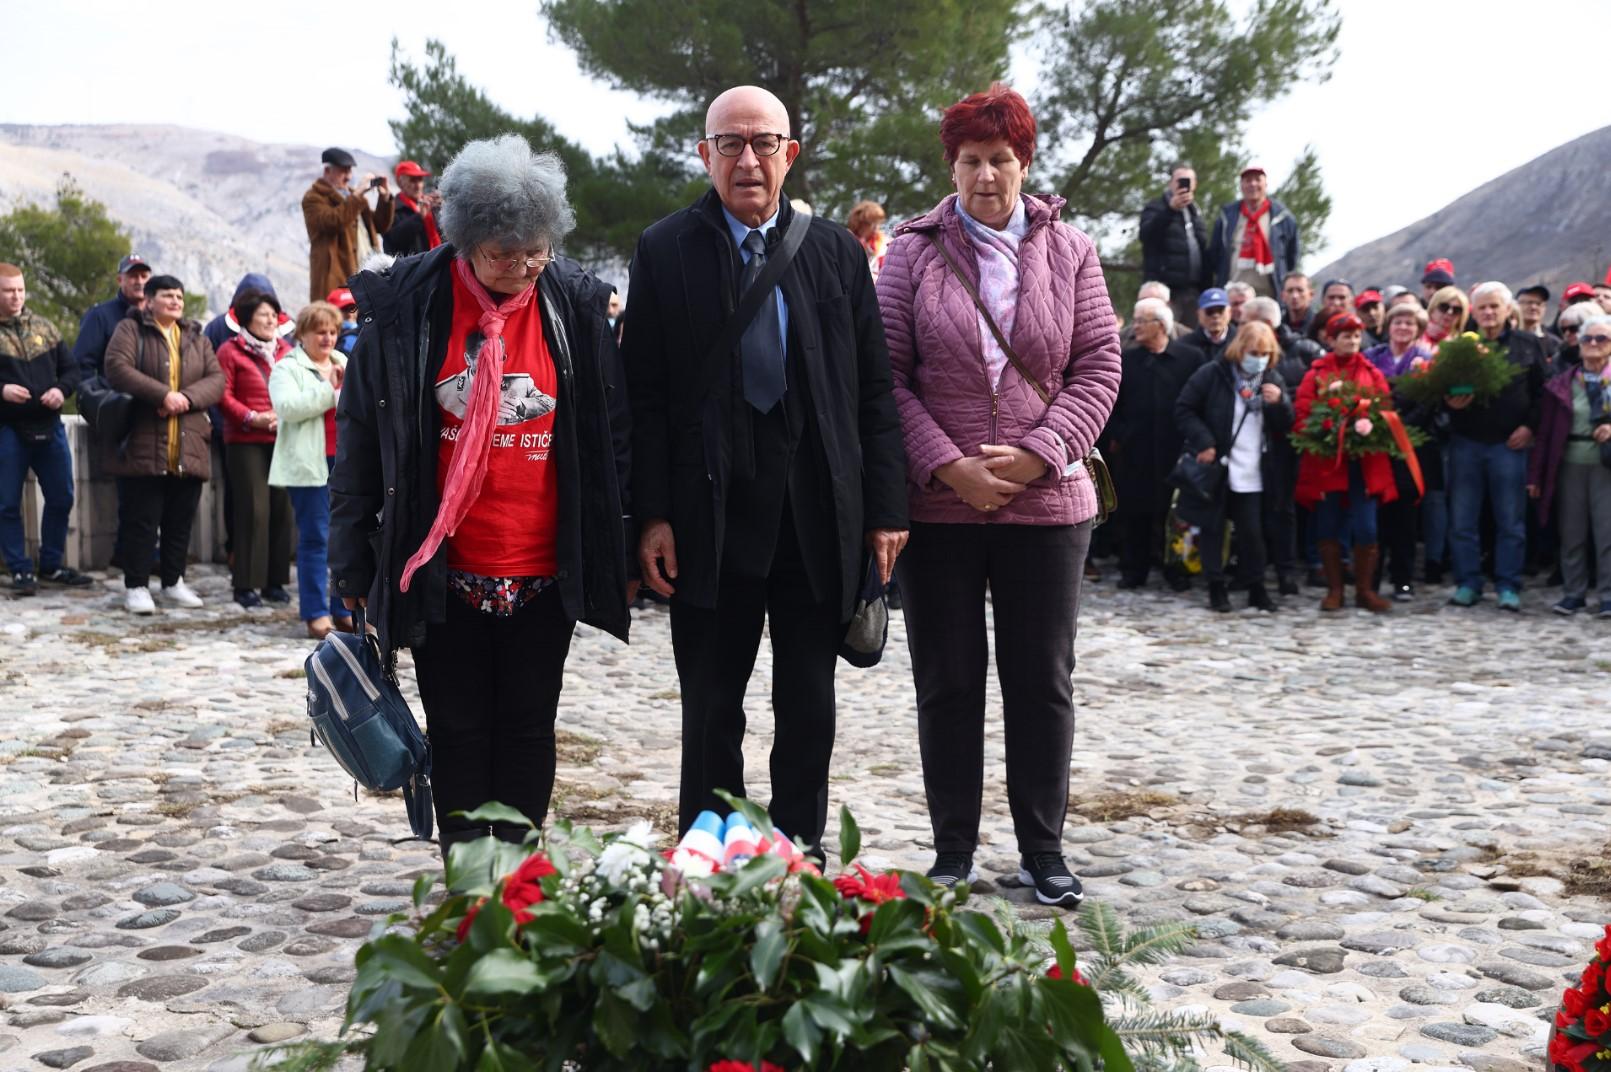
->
xmin=1239 ymin=355 xmax=1268 ymax=376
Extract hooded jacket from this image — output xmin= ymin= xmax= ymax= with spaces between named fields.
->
xmin=328 ymin=245 xmax=633 ymax=659
xmin=102 ymin=309 xmax=224 ymax=479
xmin=876 ymin=193 xmax=1121 ymax=526
xmin=204 ymin=273 xmax=290 ymax=354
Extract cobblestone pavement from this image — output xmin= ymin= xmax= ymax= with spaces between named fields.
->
xmin=1 ymin=563 xmax=1607 ymax=1071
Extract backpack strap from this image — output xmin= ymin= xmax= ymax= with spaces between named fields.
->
xmin=699 ymin=209 xmax=811 ymax=398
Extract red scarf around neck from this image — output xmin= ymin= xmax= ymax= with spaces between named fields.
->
xmin=399 ymin=257 xmax=537 ymax=591
xmin=398 ymin=192 xmax=442 ymax=249
xmin=1238 ymin=199 xmax=1274 ymax=268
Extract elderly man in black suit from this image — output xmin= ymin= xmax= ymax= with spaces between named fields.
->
xmin=622 ymin=85 xmax=908 ymax=857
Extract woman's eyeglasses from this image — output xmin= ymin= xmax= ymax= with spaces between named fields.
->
xmin=1435 ymin=302 xmax=1462 ymax=316
xmin=479 ymin=249 xmax=554 ymax=273
xmin=1563 ymin=325 xmax=1581 ymax=335
xmin=1581 ymin=333 xmax=1611 ymax=346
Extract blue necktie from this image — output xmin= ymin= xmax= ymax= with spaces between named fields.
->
xmin=740 ymin=229 xmax=785 ymax=412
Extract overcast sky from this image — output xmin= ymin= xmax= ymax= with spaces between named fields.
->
xmin=3 ymin=0 xmax=1604 ymax=267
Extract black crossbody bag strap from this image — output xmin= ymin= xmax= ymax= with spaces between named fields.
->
xmin=701 ymin=210 xmax=812 ymax=393
xmin=925 ymin=232 xmax=1051 ymax=406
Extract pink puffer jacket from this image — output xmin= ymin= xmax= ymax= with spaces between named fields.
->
xmin=876 ymin=193 xmax=1121 ymax=525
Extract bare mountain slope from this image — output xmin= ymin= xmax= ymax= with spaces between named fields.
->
xmin=1316 ymin=125 xmax=1611 ymax=295
xmin=0 ymin=124 xmax=393 ymax=315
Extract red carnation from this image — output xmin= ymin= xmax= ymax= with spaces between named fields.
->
xmin=1047 ymin=963 xmax=1090 ymax=987
xmin=833 ymin=864 xmax=905 ymax=906
xmin=1582 ymin=960 xmax=1603 ymax=994
xmin=1596 ymin=932 xmax=1611 ymax=961
xmin=1556 ymin=1008 xmax=1577 ymax=1030
xmin=1562 ymin=987 xmax=1589 ymax=1017
xmin=708 ymin=1062 xmax=785 ymax=1072
xmin=1584 ymin=1006 xmax=1611 ymax=1038
xmin=457 ymin=851 xmax=557 ymax=941
xmin=1321 ymin=419 xmax=1334 ymax=432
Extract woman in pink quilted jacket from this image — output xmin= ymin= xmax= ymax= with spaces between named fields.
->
xmin=875 ymin=83 xmax=1121 ymax=907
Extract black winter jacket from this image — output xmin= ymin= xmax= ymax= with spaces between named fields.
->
xmin=383 ymin=201 xmax=433 ymax=258
xmin=1174 ymin=359 xmax=1295 ymax=510
xmin=1274 ymin=324 xmax=1323 ymax=399
xmin=1444 ymin=329 xmax=1545 ymax=445
xmin=328 ymin=245 xmax=633 ymax=659
xmin=1138 ymin=194 xmax=1212 ymax=292
xmin=1102 ymin=342 xmax=1205 ymax=514
xmin=622 ymin=190 xmax=907 ymax=621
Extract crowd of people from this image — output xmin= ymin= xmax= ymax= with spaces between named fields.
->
xmin=2 ymin=80 xmax=1607 ymax=902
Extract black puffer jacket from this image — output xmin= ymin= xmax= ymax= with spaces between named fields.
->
xmin=1174 ymin=359 xmax=1295 ymax=510
xmin=1138 ymin=194 xmax=1212 ymax=291
xmin=329 ymin=244 xmax=633 ymax=659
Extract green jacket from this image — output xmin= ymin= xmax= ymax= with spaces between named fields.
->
xmin=267 ymin=345 xmax=345 ymax=487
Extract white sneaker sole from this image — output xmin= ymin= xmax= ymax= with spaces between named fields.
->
xmin=1019 ymin=868 xmax=1084 ymax=906
xmin=927 ymin=869 xmax=980 ymax=888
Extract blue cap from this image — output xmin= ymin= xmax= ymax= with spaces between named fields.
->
xmin=1198 ymin=288 xmax=1229 ymax=310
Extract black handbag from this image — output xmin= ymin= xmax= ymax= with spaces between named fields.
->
xmin=1168 ymin=451 xmax=1227 ymax=505
xmin=838 ymin=557 xmax=888 ymax=668
xmin=77 ymin=373 xmax=135 ymax=444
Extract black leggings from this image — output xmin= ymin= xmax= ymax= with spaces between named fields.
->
xmin=1201 ymin=491 xmax=1266 ymax=584
xmin=413 ymin=585 xmax=575 ymax=842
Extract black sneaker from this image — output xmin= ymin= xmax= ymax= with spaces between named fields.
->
xmin=11 ymin=571 xmax=37 ymax=596
xmin=925 ymin=852 xmax=978 ymax=889
xmin=234 ymin=588 xmax=264 ymax=609
xmin=1277 ymin=573 xmax=1300 ymax=596
xmin=1018 ymin=853 xmax=1084 ymax=907
xmin=39 ymin=567 xmax=92 ymax=588
xmin=261 ymin=586 xmax=292 ymax=604
xmin=1207 ymin=582 xmax=1231 ymax=613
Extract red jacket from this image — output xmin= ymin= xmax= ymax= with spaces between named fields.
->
xmin=1293 ymin=352 xmax=1399 ymax=507
xmin=217 ymin=335 xmax=291 ymax=444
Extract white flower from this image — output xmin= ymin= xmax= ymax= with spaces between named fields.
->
xmin=668 ymin=848 xmax=716 ymax=879
xmin=596 ymin=821 xmax=659 ymax=887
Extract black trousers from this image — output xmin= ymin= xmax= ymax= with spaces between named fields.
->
xmin=670 ymin=524 xmax=843 ymax=850
xmin=1264 ymin=499 xmax=1296 ymax=576
xmin=898 ymin=520 xmax=1090 ymax=856
xmin=1118 ymin=506 xmax=1166 ymax=582
xmin=1202 ymin=491 xmax=1266 ymax=584
xmin=116 ymin=476 xmax=203 ymax=589
xmin=1379 ymin=496 xmax=1418 ymax=587
xmin=413 ymin=586 xmax=575 ymax=842
xmin=226 ymin=442 xmax=292 ymax=591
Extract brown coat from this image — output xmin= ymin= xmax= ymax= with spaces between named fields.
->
xmin=302 ymin=178 xmax=395 ymax=301
xmin=103 ymin=311 xmax=226 ymax=479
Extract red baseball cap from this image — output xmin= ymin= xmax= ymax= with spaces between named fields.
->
xmin=393 ymin=160 xmax=431 ymax=178
xmin=1325 ymin=312 xmax=1365 ymax=337
xmin=1353 ymin=289 xmax=1383 ymax=309
xmin=326 ymin=287 xmax=356 ymax=309
xmin=1564 ymin=282 xmax=1596 ymax=303
xmin=1423 ymin=258 xmax=1454 ymax=277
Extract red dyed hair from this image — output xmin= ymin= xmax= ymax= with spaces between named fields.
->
xmin=939 ymin=83 xmax=1036 ymax=169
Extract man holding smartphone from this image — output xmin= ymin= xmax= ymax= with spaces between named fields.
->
xmin=1138 ymin=165 xmax=1212 ymax=329
xmin=301 ymin=147 xmax=395 ymax=302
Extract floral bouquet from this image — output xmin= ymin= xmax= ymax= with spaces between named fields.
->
xmin=1393 ymin=331 xmax=1523 ymax=406
xmin=1549 ymin=923 xmax=1611 ymax=1072
xmin=1291 ymin=375 xmax=1425 ymax=461
xmin=275 ymin=795 xmax=1131 ymax=1072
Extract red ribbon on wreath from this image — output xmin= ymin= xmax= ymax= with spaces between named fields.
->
xmin=1383 ymin=410 xmax=1425 ymax=502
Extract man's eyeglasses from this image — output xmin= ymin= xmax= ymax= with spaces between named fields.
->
xmin=1581 ymin=334 xmax=1611 ymax=345
xmin=479 ymin=249 xmax=553 ymax=273
xmin=1435 ymin=302 xmax=1463 ymax=316
xmin=705 ymin=133 xmax=790 ymax=158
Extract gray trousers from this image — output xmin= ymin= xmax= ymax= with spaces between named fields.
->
xmin=897 ymin=520 xmax=1091 ymax=856
xmin=1556 ymin=461 xmax=1611 ymax=600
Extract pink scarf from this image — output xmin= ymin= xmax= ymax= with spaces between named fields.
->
xmin=956 ymin=197 xmax=1026 ymax=389
xmin=399 ymin=257 xmax=538 ymax=591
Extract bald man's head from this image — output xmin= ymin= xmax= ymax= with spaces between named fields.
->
xmin=699 ymin=85 xmax=799 ymax=228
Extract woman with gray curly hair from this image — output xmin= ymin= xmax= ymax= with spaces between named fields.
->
xmin=329 ymin=134 xmax=635 ymax=859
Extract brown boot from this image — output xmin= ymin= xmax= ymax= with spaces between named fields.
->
xmin=1318 ymin=540 xmax=1346 ymax=611
xmin=1353 ymin=545 xmax=1392 ymax=613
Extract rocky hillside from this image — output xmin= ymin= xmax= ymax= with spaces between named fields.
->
xmin=0 ymin=124 xmax=394 ymax=316
xmin=1315 ymin=124 xmax=1611 ymax=294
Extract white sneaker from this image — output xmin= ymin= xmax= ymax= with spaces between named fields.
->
xmin=125 ymin=587 xmax=156 ymax=615
xmin=159 ymin=579 xmax=204 ymax=608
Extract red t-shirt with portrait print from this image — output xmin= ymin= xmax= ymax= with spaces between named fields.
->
xmin=434 ymin=271 xmax=560 ymax=576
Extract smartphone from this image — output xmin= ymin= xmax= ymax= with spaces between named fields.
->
xmin=1176 ymin=177 xmax=1190 ymax=191
xmin=369 ymin=176 xmax=385 ymax=190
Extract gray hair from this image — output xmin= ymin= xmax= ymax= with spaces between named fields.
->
xmin=1243 ymin=296 xmax=1282 ymax=328
xmin=1138 ymin=280 xmax=1171 ymax=302
xmin=1134 ymin=296 xmax=1174 ymax=333
xmin=1386 ymin=301 xmax=1429 ymax=330
xmin=1561 ymin=303 xmax=1597 ymax=329
xmin=1225 ymin=281 xmax=1256 ymax=301
xmin=436 ymin=134 xmax=576 ymax=256
xmin=1470 ymin=281 xmax=1513 ymax=307
xmin=1579 ymin=314 xmax=1611 ymax=335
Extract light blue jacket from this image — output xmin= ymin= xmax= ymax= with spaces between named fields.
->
xmin=267 ymin=346 xmax=345 ymax=487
